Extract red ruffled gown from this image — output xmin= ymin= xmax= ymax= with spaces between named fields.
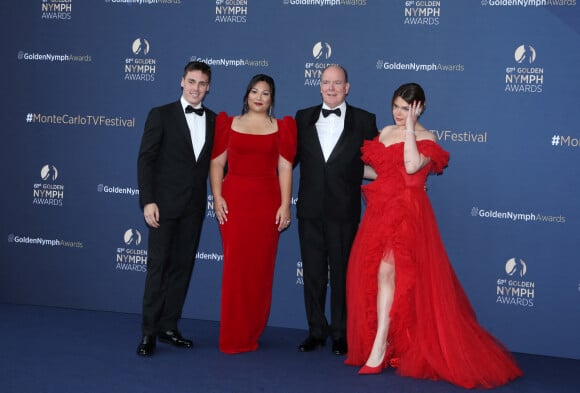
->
xmin=211 ymin=112 xmax=296 ymax=354
xmin=345 ymin=139 xmax=522 ymax=388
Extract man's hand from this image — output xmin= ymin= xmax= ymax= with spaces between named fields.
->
xmin=144 ymin=203 xmax=160 ymax=228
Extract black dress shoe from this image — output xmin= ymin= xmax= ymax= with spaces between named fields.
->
xmin=158 ymin=329 xmax=193 ymax=348
xmin=332 ymin=338 xmax=347 ymax=355
xmin=298 ymin=336 xmax=326 ymax=352
xmin=137 ymin=335 xmax=156 ymax=357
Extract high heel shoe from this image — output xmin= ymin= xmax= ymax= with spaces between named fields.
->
xmin=358 ymin=363 xmax=384 ymax=375
xmin=358 ymin=357 xmax=388 ymax=375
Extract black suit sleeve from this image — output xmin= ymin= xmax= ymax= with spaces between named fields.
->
xmin=137 ymin=107 xmax=163 ymax=208
xmin=293 ymin=109 xmax=304 ymax=167
xmin=365 ymin=112 xmax=378 ymax=140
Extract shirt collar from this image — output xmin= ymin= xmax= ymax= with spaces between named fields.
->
xmin=320 ymin=101 xmax=346 ymax=118
xmin=321 ymin=101 xmax=346 ymax=112
xmin=180 ymin=96 xmax=202 ymax=112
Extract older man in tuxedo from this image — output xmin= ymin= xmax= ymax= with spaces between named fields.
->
xmin=136 ymin=61 xmax=216 ymax=356
xmin=295 ymin=65 xmax=377 ymax=356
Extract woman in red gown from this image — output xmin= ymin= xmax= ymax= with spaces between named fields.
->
xmin=210 ymin=74 xmax=296 ymax=354
xmin=344 ymin=83 xmax=522 ymax=388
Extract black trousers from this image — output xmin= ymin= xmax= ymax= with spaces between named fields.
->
xmin=141 ymin=212 xmax=203 ymax=336
xmin=298 ymin=218 xmax=358 ymax=340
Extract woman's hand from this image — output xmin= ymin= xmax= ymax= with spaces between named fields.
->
xmin=213 ymin=196 xmax=228 ymax=225
xmin=276 ymin=205 xmax=291 ymax=232
xmin=405 ymin=100 xmax=423 ymax=131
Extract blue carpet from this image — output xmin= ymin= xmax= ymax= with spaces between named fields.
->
xmin=1 ymin=303 xmax=578 ymax=393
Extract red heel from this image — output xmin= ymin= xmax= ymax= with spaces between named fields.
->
xmin=358 ymin=363 xmax=384 ymax=375
xmin=358 ymin=356 xmax=388 ymax=375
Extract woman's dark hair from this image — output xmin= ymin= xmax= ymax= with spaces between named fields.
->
xmin=392 ymin=82 xmax=426 ymax=108
xmin=242 ymin=74 xmax=276 ymax=116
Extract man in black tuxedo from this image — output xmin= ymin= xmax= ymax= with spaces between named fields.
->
xmin=136 ymin=61 xmax=216 ymax=356
xmin=295 ymin=65 xmax=377 ymax=355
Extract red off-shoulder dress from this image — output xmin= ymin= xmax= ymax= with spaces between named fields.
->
xmin=345 ymin=139 xmax=522 ymax=389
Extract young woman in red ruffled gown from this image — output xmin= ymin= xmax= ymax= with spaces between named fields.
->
xmin=210 ymin=74 xmax=296 ymax=354
xmin=344 ymin=83 xmax=522 ymax=388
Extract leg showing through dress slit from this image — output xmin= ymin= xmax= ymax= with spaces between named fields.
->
xmin=363 ymin=253 xmax=395 ymax=371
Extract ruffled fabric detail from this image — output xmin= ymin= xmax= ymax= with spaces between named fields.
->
xmin=345 ymin=139 xmax=522 ymax=389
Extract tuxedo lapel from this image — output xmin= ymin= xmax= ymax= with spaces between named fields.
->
xmin=173 ymin=102 xmax=195 ymax=156
xmin=196 ymin=108 xmax=213 ymax=163
xmin=326 ymin=104 xmax=353 ymax=163
xmin=307 ymin=106 xmax=326 ymax=163
xmin=308 ymin=105 xmax=323 ymax=126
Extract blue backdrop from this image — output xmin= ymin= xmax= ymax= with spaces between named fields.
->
xmin=1 ymin=0 xmax=579 ymax=360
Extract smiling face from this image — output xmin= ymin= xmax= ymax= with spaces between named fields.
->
xmin=246 ymin=81 xmax=272 ymax=114
xmin=320 ymin=65 xmax=349 ymax=109
xmin=180 ymin=69 xmax=210 ymax=107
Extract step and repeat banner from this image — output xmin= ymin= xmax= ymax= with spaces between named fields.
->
xmin=1 ymin=1 xmax=578 ymax=359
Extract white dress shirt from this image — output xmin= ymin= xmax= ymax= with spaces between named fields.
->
xmin=316 ymin=102 xmax=346 ymax=162
xmin=181 ymin=96 xmax=206 ymax=160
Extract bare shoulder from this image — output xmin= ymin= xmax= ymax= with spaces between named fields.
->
xmin=230 ymin=115 xmax=246 ymax=132
xmin=379 ymin=125 xmax=397 ymax=136
xmin=378 ymin=125 xmax=402 ymax=145
xmin=416 ymin=128 xmax=437 ymax=142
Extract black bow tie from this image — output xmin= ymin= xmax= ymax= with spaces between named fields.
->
xmin=185 ymin=105 xmax=204 ymax=116
xmin=322 ymin=108 xmax=341 ymax=118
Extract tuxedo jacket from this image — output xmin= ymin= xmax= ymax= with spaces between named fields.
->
xmin=295 ymin=103 xmax=377 ymax=222
xmin=138 ymin=100 xmax=216 ymax=219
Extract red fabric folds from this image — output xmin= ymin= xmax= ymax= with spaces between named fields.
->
xmin=345 ymin=139 xmax=522 ymax=388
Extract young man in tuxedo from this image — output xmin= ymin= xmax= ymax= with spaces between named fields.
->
xmin=136 ymin=61 xmax=216 ymax=356
xmin=294 ymin=65 xmax=377 ymax=356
